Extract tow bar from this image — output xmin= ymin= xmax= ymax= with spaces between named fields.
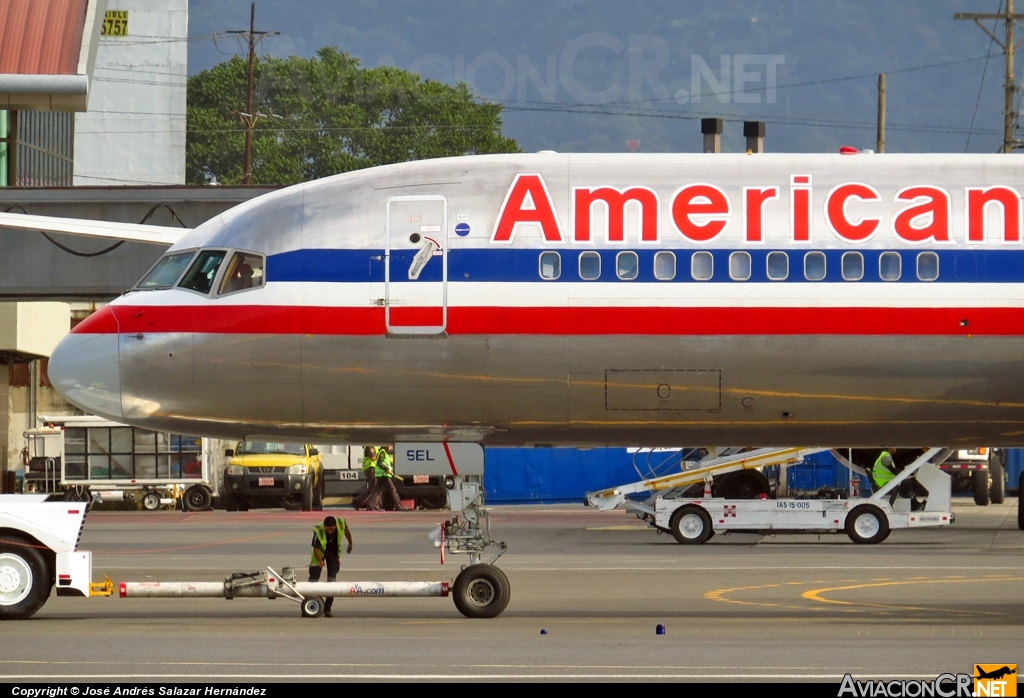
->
xmin=121 ymin=468 xmax=511 ymax=619
xmin=120 ymin=567 xmax=454 ymax=618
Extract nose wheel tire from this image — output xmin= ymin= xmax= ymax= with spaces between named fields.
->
xmin=453 ymin=564 xmax=511 ymax=619
xmin=0 ymin=539 xmax=52 ymax=620
xmin=846 ymin=505 xmax=891 ymax=544
xmin=669 ymin=505 xmax=714 ymax=544
xmin=141 ymin=492 xmax=162 ymax=511
xmin=301 ymin=596 xmax=325 ymax=618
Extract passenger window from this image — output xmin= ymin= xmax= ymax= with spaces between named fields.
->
xmin=767 ymin=251 xmax=789 ymax=281
xmin=539 ymin=251 xmax=561 ymax=280
xmin=135 ymin=251 xmax=195 ymax=290
xmin=178 ymin=251 xmax=226 ymax=294
xmin=616 ymin=251 xmax=638 ymax=280
xmin=804 ymin=251 xmax=826 ymax=281
xmin=654 ymin=251 xmax=676 ymax=280
xmin=219 ymin=252 xmax=266 ymax=295
xmin=691 ymin=251 xmax=713 ymax=281
xmin=729 ymin=251 xmax=751 ymax=281
xmin=879 ymin=251 xmax=902 ymax=281
xmin=916 ymin=252 xmax=939 ymax=281
xmin=579 ymin=251 xmax=601 ymax=280
xmin=842 ymin=251 xmax=864 ymax=281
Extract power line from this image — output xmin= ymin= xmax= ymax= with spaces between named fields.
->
xmin=955 ymin=1 xmax=1024 ymax=152
xmin=224 ymin=3 xmax=279 ymax=184
xmin=507 ymin=54 xmax=995 ymax=108
xmin=966 ymin=2 xmax=1001 ymax=152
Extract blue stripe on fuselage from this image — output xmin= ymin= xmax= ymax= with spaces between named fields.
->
xmin=265 ymin=248 xmax=1018 ymax=283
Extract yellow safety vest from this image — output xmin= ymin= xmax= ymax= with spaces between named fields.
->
xmin=375 ymin=450 xmax=393 ymax=478
xmin=872 ymin=451 xmax=895 ymax=489
xmin=310 ymin=521 xmax=347 ymax=565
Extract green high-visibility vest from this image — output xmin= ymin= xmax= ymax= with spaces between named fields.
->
xmin=362 ymin=454 xmax=376 ymax=471
xmin=310 ymin=520 xmax=347 ymax=566
xmin=872 ymin=451 xmax=895 ymax=489
xmin=374 ymin=450 xmax=393 ymax=478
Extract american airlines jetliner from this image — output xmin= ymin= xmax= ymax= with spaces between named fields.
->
xmin=9 ymin=152 xmax=1024 ymax=447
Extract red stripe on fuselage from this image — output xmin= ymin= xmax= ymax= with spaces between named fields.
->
xmin=73 ymin=305 xmax=119 ymax=334
xmin=71 ymin=305 xmax=1024 ymax=336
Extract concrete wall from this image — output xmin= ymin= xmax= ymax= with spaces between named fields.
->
xmin=74 ymin=0 xmax=188 ymax=185
xmin=0 ymin=303 xmax=71 ymax=357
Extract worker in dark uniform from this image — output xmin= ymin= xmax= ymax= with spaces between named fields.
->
xmin=376 ymin=446 xmax=411 ymax=511
xmin=352 ymin=446 xmax=382 ymax=511
xmin=309 ymin=515 xmax=353 ymax=617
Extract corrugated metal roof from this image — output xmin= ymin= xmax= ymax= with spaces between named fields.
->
xmin=0 ymin=0 xmax=89 ymax=76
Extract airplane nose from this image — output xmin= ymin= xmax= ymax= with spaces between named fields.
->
xmin=48 ymin=331 xmax=123 ymax=422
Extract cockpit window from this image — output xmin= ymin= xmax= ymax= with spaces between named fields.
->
xmin=135 ymin=252 xmax=195 ymax=290
xmin=219 ymin=252 xmax=265 ymax=295
xmin=178 ymin=250 xmax=226 ymax=294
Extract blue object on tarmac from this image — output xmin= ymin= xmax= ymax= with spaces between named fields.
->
xmin=540 ymin=629 xmax=548 ymax=635
xmin=656 ymin=623 xmax=666 ymax=635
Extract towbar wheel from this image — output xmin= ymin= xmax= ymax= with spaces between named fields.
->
xmin=453 ymin=564 xmax=510 ymax=619
xmin=300 ymin=596 xmax=325 ymax=618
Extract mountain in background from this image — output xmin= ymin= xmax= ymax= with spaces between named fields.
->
xmin=188 ymin=1 xmax=1014 ymax=155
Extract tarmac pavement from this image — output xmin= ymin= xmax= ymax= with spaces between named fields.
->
xmin=2 ymin=498 xmax=1022 ymax=682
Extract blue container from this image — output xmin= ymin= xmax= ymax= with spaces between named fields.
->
xmin=793 ymin=451 xmax=872 ymax=494
xmin=483 ymin=447 xmax=871 ymax=504
xmin=485 ymin=447 xmax=643 ymax=504
xmin=1003 ymin=449 xmax=1024 ymax=493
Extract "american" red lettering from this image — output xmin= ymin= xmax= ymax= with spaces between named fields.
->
xmin=491 ymin=173 xmax=564 ymax=244
xmin=743 ymin=187 xmax=778 ymax=243
xmin=892 ymin=186 xmax=951 ymax=243
xmin=825 ymin=182 xmax=882 ymax=242
xmin=573 ymin=186 xmax=659 ymax=243
xmin=790 ymin=175 xmax=811 ymax=242
xmin=966 ymin=186 xmax=1022 ymax=244
xmin=672 ymin=184 xmax=731 ymax=242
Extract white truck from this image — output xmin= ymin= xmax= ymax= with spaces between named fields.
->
xmin=22 ymin=416 xmax=216 ymax=512
xmin=0 ymin=495 xmax=112 ymax=619
xmin=587 ymin=447 xmax=955 ymax=544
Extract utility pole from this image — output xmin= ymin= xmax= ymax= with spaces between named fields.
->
xmin=955 ymin=1 xmax=1024 ymax=153
xmin=227 ymin=3 xmax=279 ymax=183
xmin=876 ymin=73 xmax=886 ymax=153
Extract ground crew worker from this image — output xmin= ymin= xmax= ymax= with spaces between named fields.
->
xmin=352 ymin=446 xmax=382 ymax=511
xmin=872 ymin=448 xmax=897 ymax=491
xmin=309 ymin=515 xmax=353 ymax=618
xmin=375 ymin=446 xmax=410 ymax=511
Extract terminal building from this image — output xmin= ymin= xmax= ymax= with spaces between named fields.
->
xmin=0 ymin=0 xmax=195 ymax=492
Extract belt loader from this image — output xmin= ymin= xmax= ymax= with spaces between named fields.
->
xmin=586 ymin=447 xmax=955 ymax=544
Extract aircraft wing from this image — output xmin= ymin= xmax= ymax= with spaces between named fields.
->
xmin=0 ymin=211 xmax=189 ymax=246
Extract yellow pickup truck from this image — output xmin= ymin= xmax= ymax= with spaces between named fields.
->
xmin=222 ymin=442 xmax=323 ymax=511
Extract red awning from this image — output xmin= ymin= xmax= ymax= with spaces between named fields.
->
xmin=0 ymin=0 xmax=88 ymax=75
xmin=0 ymin=0 xmax=101 ymax=111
